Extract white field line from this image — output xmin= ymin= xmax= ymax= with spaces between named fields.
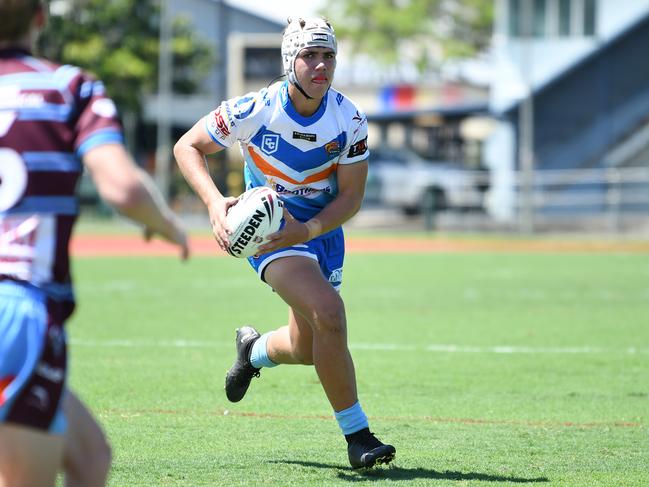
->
xmin=68 ymin=339 xmax=649 ymax=355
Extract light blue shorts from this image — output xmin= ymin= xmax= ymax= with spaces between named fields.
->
xmin=248 ymin=227 xmax=345 ymax=290
xmin=0 ymin=281 xmax=67 ymax=435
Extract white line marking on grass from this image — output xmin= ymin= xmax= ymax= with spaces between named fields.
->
xmin=69 ymin=339 xmax=649 ymax=355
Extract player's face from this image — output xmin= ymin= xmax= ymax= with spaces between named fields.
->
xmin=294 ymin=47 xmax=336 ymax=99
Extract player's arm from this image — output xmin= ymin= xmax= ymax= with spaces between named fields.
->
xmin=259 ymin=159 xmax=368 ymax=253
xmin=83 ymin=143 xmax=189 ymax=260
xmin=173 ymin=119 xmax=237 ymax=251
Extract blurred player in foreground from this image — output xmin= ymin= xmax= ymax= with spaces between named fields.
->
xmin=174 ymin=17 xmax=395 ymax=469
xmin=0 ymin=1 xmax=189 ymax=485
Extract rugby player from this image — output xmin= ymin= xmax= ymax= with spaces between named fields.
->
xmin=0 ymin=1 xmax=189 ymax=485
xmin=174 ymin=17 xmax=395 ymax=469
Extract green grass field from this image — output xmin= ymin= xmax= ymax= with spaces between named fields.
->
xmin=64 ymin=246 xmax=649 ymax=486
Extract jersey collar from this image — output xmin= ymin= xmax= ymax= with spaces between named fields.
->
xmin=280 ymin=80 xmax=328 ymax=127
xmin=0 ymin=47 xmax=32 ymax=58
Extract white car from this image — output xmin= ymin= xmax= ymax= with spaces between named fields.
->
xmin=365 ymin=146 xmax=486 ymax=214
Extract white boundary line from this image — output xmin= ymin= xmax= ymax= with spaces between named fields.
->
xmin=68 ymin=339 xmax=649 ymax=355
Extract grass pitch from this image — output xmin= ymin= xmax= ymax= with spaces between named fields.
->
xmin=65 ymin=245 xmax=649 ymax=486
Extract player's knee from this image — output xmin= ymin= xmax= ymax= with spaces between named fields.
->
xmin=86 ymin=438 xmax=112 ymax=485
xmin=67 ymin=435 xmax=112 ymax=485
xmin=94 ymin=436 xmax=112 ymax=479
xmin=310 ymin=295 xmax=346 ymax=337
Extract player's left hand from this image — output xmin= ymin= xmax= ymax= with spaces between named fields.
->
xmin=143 ymin=215 xmax=190 ymax=261
xmin=255 ymin=208 xmax=309 ymax=255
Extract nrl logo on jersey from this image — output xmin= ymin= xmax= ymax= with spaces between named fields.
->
xmin=261 ymin=134 xmax=280 ymax=154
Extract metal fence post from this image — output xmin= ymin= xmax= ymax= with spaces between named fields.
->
xmin=606 ymin=169 xmax=622 ymax=234
xmin=424 ymin=189 xmax=435 ymax=232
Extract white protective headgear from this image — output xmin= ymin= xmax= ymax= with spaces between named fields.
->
xmin=281 ymin=17 xmax=337 ymax=87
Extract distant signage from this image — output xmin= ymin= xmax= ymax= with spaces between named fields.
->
xmin=380 ymin=84 xmax=416 ymax=110
xmin=244 ymin=47 xmax=282 ymax=80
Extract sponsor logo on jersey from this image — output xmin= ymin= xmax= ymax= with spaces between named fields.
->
xmin=261 ymin=89 xmax=271 ymax=106
xmin=352 ymin=110 xmax=367 ymax=135
xmin=275 ymin=183 xmax=329 ymax=196
xmin=35 ymin=362 xmax=64 ymax=383
xmin=293 ymin=131 xmax=317 ymax=142
xmin=25 ymin=385 xmax=50 ymax=411
xmin=233 ymin=95 xmax=256 ymax=120
xmin=0 ymin=85 xmax=44 ymax=109
xmin=348 ymin=137 xmax=368 ymax=158
xmin=214 ymin=108 xmax=231 ymax=137
xmin=336 ymin=93 xmax=344 ymax=105
xmin=224 ymin=103 xmax=236 ymax=127
xmin=324 ymin=141 xmax=341 ymax=157
xmin=261 ymin=134 xmax=280 ymax=154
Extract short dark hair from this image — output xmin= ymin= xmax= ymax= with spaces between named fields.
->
xmin=0 ymin=0 xmax=42 ymax=42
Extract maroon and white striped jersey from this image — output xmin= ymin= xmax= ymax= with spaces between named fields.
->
xmin=0 ymin=47 xmax=124 ymax=317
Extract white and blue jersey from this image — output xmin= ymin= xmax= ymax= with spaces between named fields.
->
xmin=204 ymin=81 xmax=369 ymax=288
xmin=205 ymin=80 xmax=369 ymax=222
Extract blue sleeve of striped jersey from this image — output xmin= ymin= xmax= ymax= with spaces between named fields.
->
xmin=76 ymin=128 xmax=125 ymax=157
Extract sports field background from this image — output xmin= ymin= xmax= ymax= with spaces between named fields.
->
xmin=62 ymin=225 xmax=649 ymax=486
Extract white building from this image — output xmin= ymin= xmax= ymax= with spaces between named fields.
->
xmin=485 ymin=0 xmax=649 ymax=221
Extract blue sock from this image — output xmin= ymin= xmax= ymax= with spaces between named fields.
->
xmin=334 ymin=401 xmax=369 ymax=435
xmin=250 ymin=332 xmax=278 ymax=369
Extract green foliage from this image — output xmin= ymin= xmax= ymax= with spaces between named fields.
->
xmin=320 ymin=0 xmax=493 ymax=71
xmin=38 ymin=0 xmax=213 ymax=116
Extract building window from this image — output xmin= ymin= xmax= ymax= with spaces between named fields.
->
xmin=533 ymin=0 xmax=546 ymax=37
xmin=509 ymin=0 xmax=521 ymax=36
xmin=508 ymin=0 xmax=597 ymax=38
xmin=584 ymin=0 xmax=596 ymax=36
xmin=558 ymin=0 xmax=571 ymax=36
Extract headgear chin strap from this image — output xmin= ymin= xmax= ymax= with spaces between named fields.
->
xmin=281 ymin=17 xmax=337 ymax=100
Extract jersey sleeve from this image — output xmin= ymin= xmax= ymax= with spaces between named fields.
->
xmin=204 ymin=89 xmax=268 ymax=148
xmin=71 ymin=71 xmax=124 ymax=157
xmin=339 ymin=108 xmax=369 ymax=165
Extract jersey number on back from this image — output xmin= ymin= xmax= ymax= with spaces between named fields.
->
xmin=0 ymin=148 xmax=28 ymax=212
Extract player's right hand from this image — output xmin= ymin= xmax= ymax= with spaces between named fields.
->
xmin=207 ymin=196 xmax=238 ymax=252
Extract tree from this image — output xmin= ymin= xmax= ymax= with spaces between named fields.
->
xmin=319 ymin=0 xmax=493 ymax=72
xmin=38 ymin=0 xmax=213 ymax=117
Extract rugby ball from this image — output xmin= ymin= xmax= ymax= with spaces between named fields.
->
xmin=226 ymin=187 xmax=283 ymax=258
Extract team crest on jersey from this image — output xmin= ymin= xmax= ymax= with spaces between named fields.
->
xmin=262 ymin=134 xmax=280 ymax=154
xmin=324 ymin=141 xmax=340 ymax=157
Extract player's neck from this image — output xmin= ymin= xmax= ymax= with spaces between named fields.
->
xmin=0 ymin=39 xmax=31 ymax=51
xmin=0 ymin=31 xmax=34 ymax=51
xmin=287 ymin=83 xmax=322 ymax=117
